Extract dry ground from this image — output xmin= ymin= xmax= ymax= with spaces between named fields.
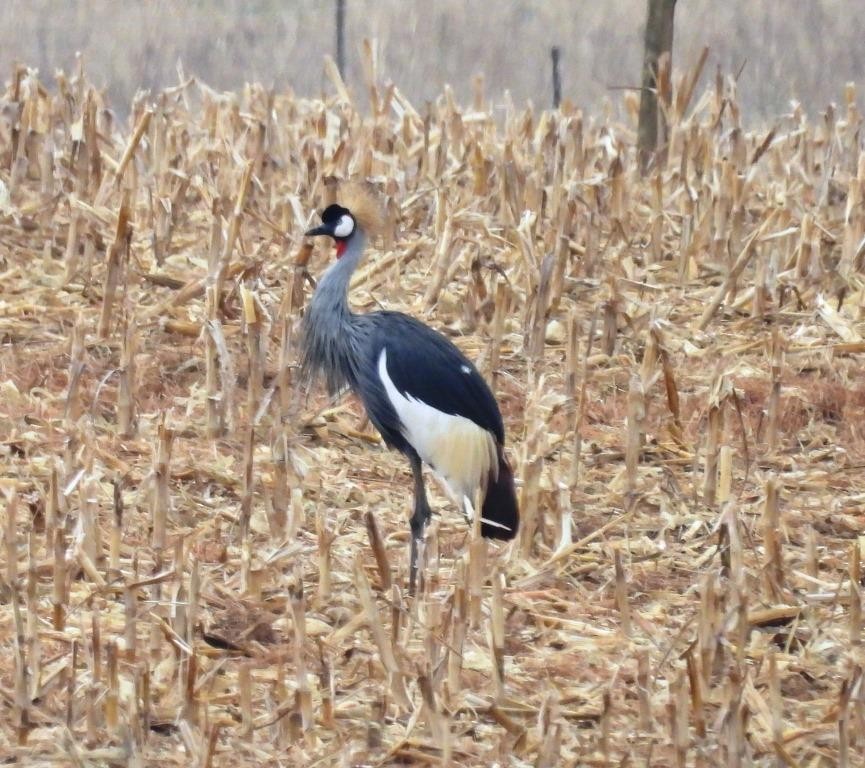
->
xmin=0 ymin=54 xmax=864 ymax=766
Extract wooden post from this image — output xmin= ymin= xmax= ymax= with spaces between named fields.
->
xmin=637 ymin=0 xmax=676 ymax=173
xmin=335 ymin=0 xmax=347 ymax=79
xmin=551 ymin=46 xmax=562 ymax=109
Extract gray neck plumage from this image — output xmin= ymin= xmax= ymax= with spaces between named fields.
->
xmin=301 ymin=231 xmax=368 ymax=395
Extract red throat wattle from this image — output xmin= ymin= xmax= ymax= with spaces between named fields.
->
xmin=335 ymin=240 xmax=348 ymax=258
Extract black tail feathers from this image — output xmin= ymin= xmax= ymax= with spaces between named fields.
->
xmin=481 ymin=451 xmax=519 ymax=540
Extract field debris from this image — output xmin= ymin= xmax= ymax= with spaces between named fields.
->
xmin=0 ymin=58 xmax=864 ymax=766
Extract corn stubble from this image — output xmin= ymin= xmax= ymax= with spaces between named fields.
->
xmin=0 ymin=52 xmax=864 ymax=767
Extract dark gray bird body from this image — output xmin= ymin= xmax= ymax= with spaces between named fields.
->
xmin=302 ymin=202 xmax=519 ymax=591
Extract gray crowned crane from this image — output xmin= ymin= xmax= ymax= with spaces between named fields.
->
xmin=301 ymin=184 xmax=519 ymax=593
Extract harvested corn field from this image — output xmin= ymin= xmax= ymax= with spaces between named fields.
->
xmin=0 ymin=53 xmax=864 ymax=766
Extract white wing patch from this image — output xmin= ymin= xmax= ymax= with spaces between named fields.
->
xmin=377 ymin=348 xmax=496 ymax=503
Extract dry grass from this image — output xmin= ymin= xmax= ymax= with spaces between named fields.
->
xmin=1 ymin=50 xmax=865 ymax=767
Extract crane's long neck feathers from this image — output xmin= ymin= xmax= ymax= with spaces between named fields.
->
xmin=302 ymin=230 xmax=368 ymax=394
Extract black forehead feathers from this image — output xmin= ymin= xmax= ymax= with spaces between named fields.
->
xmin=320 ymin=204 xmax=351 ymax=224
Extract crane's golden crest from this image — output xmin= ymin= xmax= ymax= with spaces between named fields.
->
xmin=337 ymin=180 xmax=387 ymax=236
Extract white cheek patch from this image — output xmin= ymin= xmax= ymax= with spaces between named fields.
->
xmin=333 ymin=214 xmax=354 ymax=238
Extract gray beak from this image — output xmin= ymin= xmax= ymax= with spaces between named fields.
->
xmin=305 ymin=224 xmax=330 ymax=237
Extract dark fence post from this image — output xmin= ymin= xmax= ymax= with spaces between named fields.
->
xmin=637 ymin=0 xmax=677 ymax=173
xmin=551 ymin=46 xmax=562 ymax=109
xmin=336 ymin=0 xmax=346 ymax=78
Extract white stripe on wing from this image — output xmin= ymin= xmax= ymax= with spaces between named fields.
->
xmin=377 ymin=347 xmax=496 ymax=503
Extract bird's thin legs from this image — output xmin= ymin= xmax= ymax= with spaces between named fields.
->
xmin=408 ymin=453 xmax=432 ymax=596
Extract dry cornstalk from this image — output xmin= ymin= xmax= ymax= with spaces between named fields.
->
xmin=518 ymin=456 xmax=542 ymax=559
xmin=418 ymin=674 xmax=449 ymax=755
xmin=64 ymin=215 xmax=81 ymax=284
xmin=239 ymin=424 xmax=254 ymax=595
xmin=570 ymin=309 xmax=598 ymax=489
xmin=239 ymin=662 xmax=253 ymax=735
xmin=217 ymin=160 xmax=254 ymax=288
xmin=487 ymin=277 xmax=508 ymax=390
xmin=124 ymin=586 xmax=137 ymax=663
xmin=289 ymin=576 xmax=313 ymax=730
xmin=761 ymin=475 xmax=783 ymax=601
xmin=115 ymin=107 xmax=152 ymax=184
xmin=717 ymin=444 xmax=733 ymax=504
xmin=529 ymin=252 xmax=555 ymax=368
xmin=316 ymin=504 xmax=333 ymax=603
xmin=118 ymin=314 xmax=137 ymax=437
xmin=365 ymin=510 xmax=392 ymax=591
xmin=467 ymin=521 xmax=486 ymax=629
xmin=447 ymin=572 xmax=467 ymax=705
xmin=766 ymin=329 xmax=784 ymax=453
xmin=536 ymin=691 xmax=562 ymax=768
xmin=318 ymin=644 xmax=335 ymax=730
xmin=10 ymin=568 xmax=30 ymax=746
xmin=183 ymin=652 xmax=198 ymax=725
xmin=25 ymin=533 xmax=40 ymax=701
xmin=422 ymin=199 xmax=454 ymax=308
xmin=601 ymin=282 xmax=620 ymax=355
xmin=268 ymin=426 xmax=289 ymax=538
xmin=288 ymin=488 xmax=303 ymax=540
xmin=767 ymin=649 xmax=784 ymax=766
xmin=4 ymin=489 xmax=17 ymax=588
xmin=490 ymin=571 xmax=506 ymax=702
xmin=672 ymin=669 xmax=689 ymax=767
xmin=599 ymin=688 xmax=612 ymax=765
xmin=685 ymin=649 xmax=705 ymax=739
xmin=65 ymin=318 xmax=86 ymax=425
xmin=614 ymin=548 xmax=631 ymax=637
xmin=104 ymin=640 xmax=119 ymax=733
xmin=625 ymin=374 xmax=645 ymax=495
xmin=702 ymin=573 xmax=726 ymax=732
xmin=838 ymin=669 xmax=855 ymax=768
xmin=850 ymin=541 xmax=862 ymax=646
xmin=353 ymin=555 xmax=411 ymax=709
xmin=205 ymin=285 xmax=226 ymax=438
xmin=52 ymin=525 xmax=66 ymax=631
xmin=697 ymin=212 xmax=777 ymax=331
xmin=98 ymin=188 xmax=132 ymax=339
xmin=151 ymin=417 xmax=174 ymax=550
xmin=78 ymin=477 xmax=101 ymax=568
xmin=704 ymin=373 xmax=732 ymax=506
xmin=89 ymin=610 xmax=101 ymax=682
xmin=241 ymin=284 xmax=265 ymax=417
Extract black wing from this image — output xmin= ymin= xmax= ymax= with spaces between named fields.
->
xmin=354 ymin=311 xmax=505 ymax=449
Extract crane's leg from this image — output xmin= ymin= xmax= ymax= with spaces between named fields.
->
xmin=408 ymin=452 xmax=431 ymax=596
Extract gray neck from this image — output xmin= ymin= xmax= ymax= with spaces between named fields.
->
xmin=310 ymin=230 xmax=367 ymax=319
xmin=301 ymin=231 xmax=368 ymax=394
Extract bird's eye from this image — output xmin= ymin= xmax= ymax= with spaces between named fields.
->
xmin=333 ymin=214 xmax=354 ymax=238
